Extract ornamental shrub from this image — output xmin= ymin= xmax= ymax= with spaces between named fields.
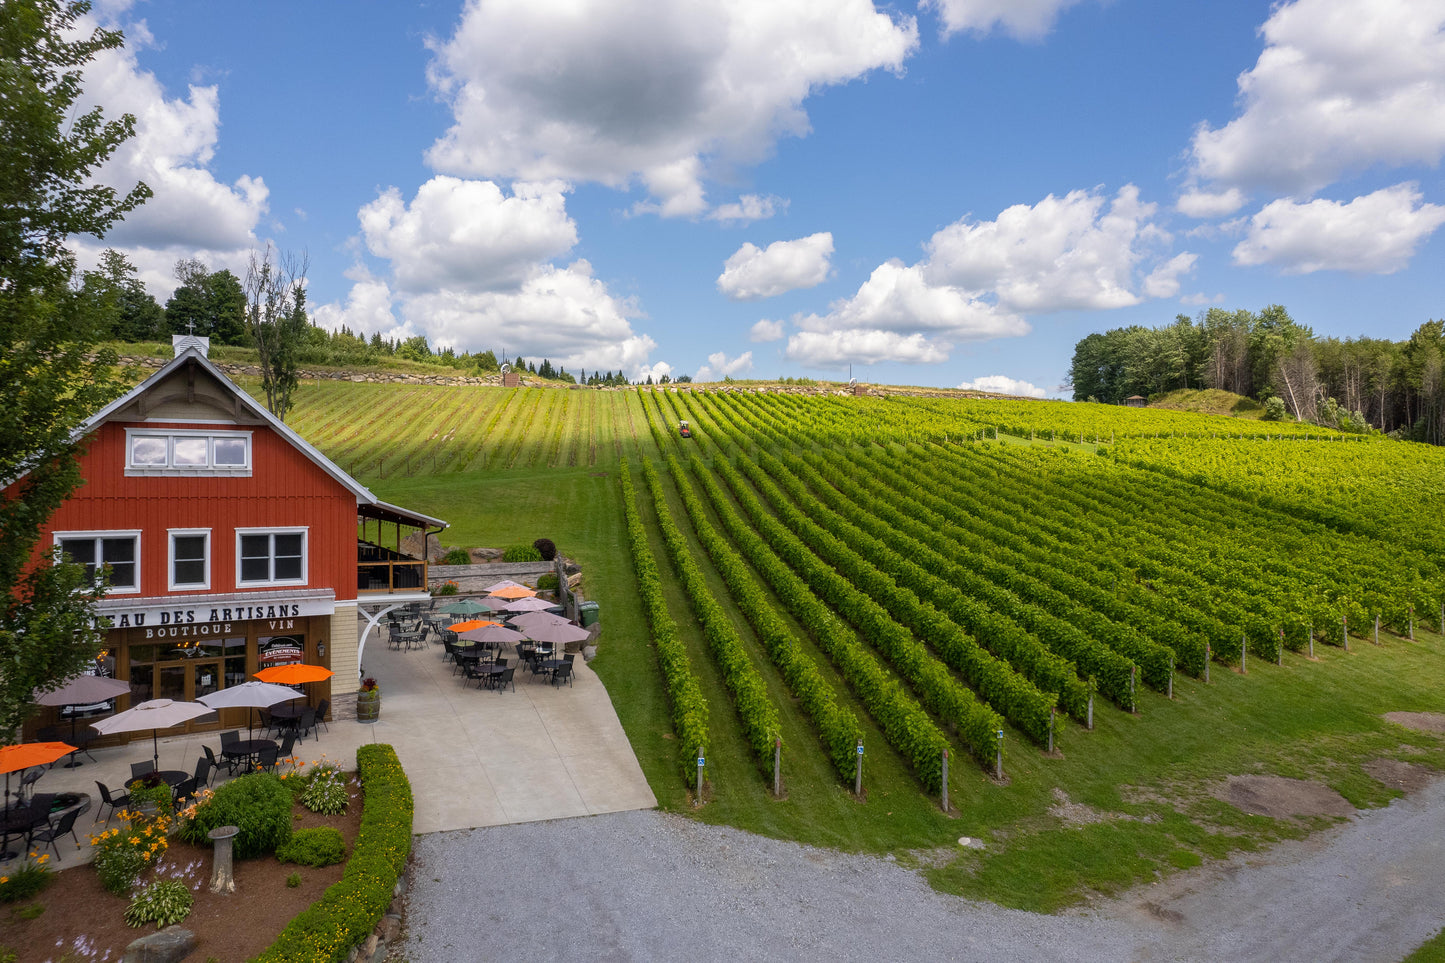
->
xmin=300 ymin=764 xmax=349 ymax=816
xmin=532 ymin=538 xmax=557 ymax=561
xmin=177 ymin=772 xmax=292 ymax=859
xmin=502 ymin=544 xmax=542 ymax=563
xmin=432 ymin=580 xmax=459 ymax=596
xmin=90 ymin=811 xmax=171 ymax=896
xmin=442 ymin=548 xmax=471 ymax=565
xmin=536 ymin=573 xmax=559 ymax=592
xmin=0 ymin=855 xmax=53 ymax=903
xmin=124 ymin=879 xmax=193 ymax=929
xmin=276 ymin=827 xmax=346 ymax=868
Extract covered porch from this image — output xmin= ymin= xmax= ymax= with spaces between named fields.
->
xmin=357 ymin=500 xmax=446 ymax=594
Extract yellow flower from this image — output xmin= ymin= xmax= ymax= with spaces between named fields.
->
xmin=1 ymin=876 xmax=9 ymax=884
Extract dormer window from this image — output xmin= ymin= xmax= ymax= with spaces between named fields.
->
xmin=126 ymin=429 xmax=251 ymax=475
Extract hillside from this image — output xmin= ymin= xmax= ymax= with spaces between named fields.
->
xmin=1145 ymin=388 xmax=1266 ymax=418
xmin=270 ymin=378 xmax=1445 ymax=912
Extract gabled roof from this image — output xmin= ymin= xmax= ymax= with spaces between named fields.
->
xmin=78 ymin=346 xmax=447 ymax=530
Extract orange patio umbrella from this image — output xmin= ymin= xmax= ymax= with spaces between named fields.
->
xmin=1 ymin=741 xmax=75 ymax=803
xmin=0 ymin=742 xmax=76 ymax=775
xmin=447 ymin=619 xmax=500 ymax=632
xmin=488 ymin=584 xmax=536 ymax=600
xmin=255 ymin=664 xmax=334 ymax=685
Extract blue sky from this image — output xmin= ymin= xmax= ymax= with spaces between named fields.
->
xmin=77 ymin=0 xmax=1445 ymax=395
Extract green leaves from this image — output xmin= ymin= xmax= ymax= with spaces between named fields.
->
xmin=619 ymin=459 xmax=710 ymax=782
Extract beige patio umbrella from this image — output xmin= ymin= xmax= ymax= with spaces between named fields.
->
xmin=91 ymin=698 xmax=215 ymax=772
xmin=483 ymin=579 xmax=532 ymax=594
xmin=508 ymin=611 xmax=573 ymax=631
xmin=500 ymin=595 xmax=557 ymax=613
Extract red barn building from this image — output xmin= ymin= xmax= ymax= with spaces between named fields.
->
xmin=20 ymin=337 xmax=444 ymax=742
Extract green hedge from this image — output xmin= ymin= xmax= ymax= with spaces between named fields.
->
xmin=251 ymin=744 xmax=413 ymax=963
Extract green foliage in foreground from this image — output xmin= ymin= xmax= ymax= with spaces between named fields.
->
xmin=253 ymin=744 xmax=412 ymax=963
xmin=179 ymin=773 xmax=293 ymax=859
xmin=124 ymin=879 xmax=192 ymax=929
xmin=276 ymin=827 xmax=347 ymax=868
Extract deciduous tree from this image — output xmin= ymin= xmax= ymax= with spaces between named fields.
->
xmin=0 ymin=0 xmax=150 ymax=739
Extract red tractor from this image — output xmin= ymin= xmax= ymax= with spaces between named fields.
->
xmin=679 ymin=420 xmax=692 ymax=438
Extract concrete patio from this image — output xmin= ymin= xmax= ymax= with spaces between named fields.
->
xmin=5 ymin=617 xmax=655 ymax=868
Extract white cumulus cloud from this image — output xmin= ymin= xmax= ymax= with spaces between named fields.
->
xmin=778 ymin=185 xmax=1190 ymax=368
xmin=717 ymin=233 xmax=834 ymax=300
xmin=1176 ymin=188 xmax=1248 ymax=219
xmin=785 ymin=329 xmax=949 ymax=366
xmin=956 ymin=375 xmax=1048 ymax=398
xmin=695 ymin=351 xmax=755 ymax=382
xmin=750 ymin=319 xmax=786 ymax=342
xmin=708 ymin=194 xmax=786 ymax=224
xmin=924 ymin=185 xmax=1170 ymax=314
xmin=1232 ymin=183 xmax=1445 ymax=274
xmin=317 ymin=178 xmax=665 ymax=378
xmin=425 ymin=0 xmax=917 ymax=216
xmin=1187 ymin=0 xmax=1445 ymax=195
xmin=69 ymin=8 xmax=269 ymax=295
xmin=358 ymin=177 xmax=577 ymax=293
xmin=923 ymin=0 xmax=1087 ymax=40
xmin=1141 ymin=252 xmax=1199 ymax=299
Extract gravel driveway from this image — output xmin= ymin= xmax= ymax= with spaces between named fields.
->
xmin=401 ymin=778 xmax=1445 ymax=962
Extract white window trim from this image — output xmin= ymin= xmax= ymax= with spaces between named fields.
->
xmin=167 ymin=528 xmax=212 ymax=591
xmin=235 ymin=527 xmax=309 ymax=587
xmin=50 ymin=530 xmax=142 ymax=595
xmin=125 ymin=428 xmax=252 ymax=476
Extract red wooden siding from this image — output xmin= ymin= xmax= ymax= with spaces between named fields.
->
xmin=40 ymin=421 xmax=358 ymax=601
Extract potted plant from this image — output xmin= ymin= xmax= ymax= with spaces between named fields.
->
xmin=355 ymin=677 xmax=381 ymax=723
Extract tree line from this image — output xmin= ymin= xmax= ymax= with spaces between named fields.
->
xmin=1067 ymin=307 xmax=1445 ymax=442
xmin=85 ymin=249 xmax=650 ymax=387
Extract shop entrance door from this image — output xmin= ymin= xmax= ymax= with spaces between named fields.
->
xmin=153 ymin=659 xmax=228 ymax=732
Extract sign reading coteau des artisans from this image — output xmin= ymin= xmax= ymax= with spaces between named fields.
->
xmin=97 ymin=593 xmax=336 ymax=637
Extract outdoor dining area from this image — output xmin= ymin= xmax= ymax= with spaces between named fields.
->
xmin=1 ymin=662 xmax=336 ymax=867
xmin=384 ymin=580 xmax=591 ymax=693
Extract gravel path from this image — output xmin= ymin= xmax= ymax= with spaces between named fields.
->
xmin=401 ymin=778 xmax=1445 ymax=962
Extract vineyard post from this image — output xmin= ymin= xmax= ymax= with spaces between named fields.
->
xmin=940 ymin=750 xmax=949 ymax=813
xmin=1087 ymin=694 xmax=1093 ymax=730
xmin=1204 ymin=643 xmax=1210 ymax=683
xmin=1375 ymin=615 xmax=1380 ymax=645
xmin=1277 ymin=630 xmax=1284 ymax=666
xmin=995 ymin=730 xmax=1004 ymax=781
xmin=1167 ymin=656 xmax=1174 ymax=699
xmin=1342 ymin=614 xmax=1349 ymax=651
xmin=854 ymin=741 xmax=864 ymax=798
xmin=1241 ymin=634 xmax=1246 ymax=674
xmin=773 ymin=739 xmax=782 ymax=798
xmin=696 ymin=753 xmax=705 ymax=808
xmin=1308 ymin=624 xmax=1314 ymax=659
xmin=1129 ymin=666 xmax=1137 ymax=709
xmin=1047 ymin=707 xmax=1055 ymax=753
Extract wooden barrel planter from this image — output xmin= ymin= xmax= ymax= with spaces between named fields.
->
xmin=356 ymin=688 xmax=381 ymax=724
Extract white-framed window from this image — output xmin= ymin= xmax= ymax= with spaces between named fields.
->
xmin=126 ymin=429 xmax=251 ymax=475
xmin=52 ymin=531 xmax=141 ymax=594
xmin=236 ymin=528 xmax=308 ymax=586
xmin=168 ymin=529 xmax=211 ymax=590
